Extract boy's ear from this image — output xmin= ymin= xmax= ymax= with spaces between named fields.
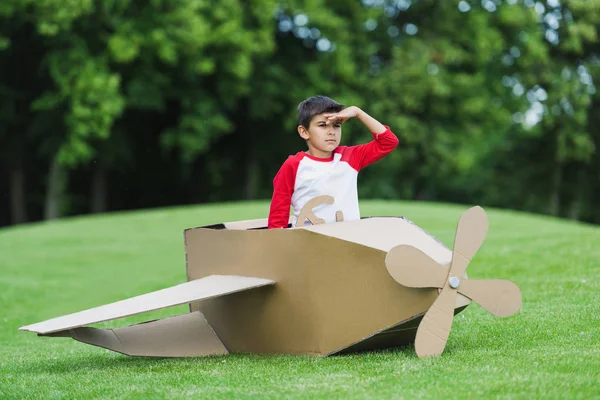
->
xmin=297 ymin=125 xmax=310 ymax=140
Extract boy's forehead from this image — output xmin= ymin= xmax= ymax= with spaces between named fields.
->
xmin=311 ymin=113 xmax=335 ymax=124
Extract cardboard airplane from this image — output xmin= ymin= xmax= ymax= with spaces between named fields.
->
xmin=19 ymin=197 xmax=522 ymax=358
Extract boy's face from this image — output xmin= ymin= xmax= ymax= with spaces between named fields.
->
xmin=298 ymin=113 xmax=342 ymax=157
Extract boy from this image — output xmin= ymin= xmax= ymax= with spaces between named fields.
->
xmin=268 ymin=95 xmax=399 ymax=229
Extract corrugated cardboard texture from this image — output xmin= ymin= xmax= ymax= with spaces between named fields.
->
xmin=303 ymin=217 xmax=452 ymax=263
xmin=302 ymin=229 xmax=438 ymax=355
xmin=44 ymin=312 xmax=228 ymax=357
xmin=20 ymin=275 xmax=275 ymax=335
xmin=185 ymin=217 xmax=471 ymax=356
xmin=458 ymin=279 xmax=522 ymax=317
xmin=386 ymin=245 xmax=449 ymax=288
xmin=186 ymin=228 xmax=316 ymax=354
xmin=20 ymin=212 xmax=478 ymax=359
xmin=414 ymin=281 xmax=457 ymax=357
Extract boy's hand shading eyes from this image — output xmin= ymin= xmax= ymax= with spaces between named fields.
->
xmin=324 ymin=106 xmax=361 ymax=124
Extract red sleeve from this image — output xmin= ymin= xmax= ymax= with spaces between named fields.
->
xmin=268 ymin=155 xmax=300 ymax=229
xmin=340 ymin=125 xmax=399 ymax=171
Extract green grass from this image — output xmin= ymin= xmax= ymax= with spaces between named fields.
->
xmin=1 ymin=200 xmax=599 ymax=399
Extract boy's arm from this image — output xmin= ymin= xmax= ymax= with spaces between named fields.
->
xmin=355 ymin=108 xmax=387 ymax=134
xmin=326 ymin=106 xmax=399 ymax=170
xmin=267 ymin=158 xmax=297 ymax=229
xmin=348 ymin=125 xmax=398 ymax=170
xmin=325 ymin=106 xmax=386 ymax=133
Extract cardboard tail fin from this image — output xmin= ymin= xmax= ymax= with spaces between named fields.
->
xmin=44 ymin=312 xmax=228 ymax=357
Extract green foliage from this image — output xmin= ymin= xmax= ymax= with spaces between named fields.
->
xmin=41 ymin=49 xmax=124 ymax=165
xmin=30 ymin=0 xmax=95 ymax=36
xmin=1 ymin=0 xmax=600 ymax=224
xmin=103 ymin=0 xmax=279 ymax=163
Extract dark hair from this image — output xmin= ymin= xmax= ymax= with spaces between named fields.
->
xmin=297 ymin=95 xmax=345 ymax=128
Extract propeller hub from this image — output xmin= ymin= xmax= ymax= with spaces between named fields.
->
xmin=448 ymin=276 xmax=460 ymax=289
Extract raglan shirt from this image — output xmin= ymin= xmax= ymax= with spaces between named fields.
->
xmin=268 ymin=125 xmax=399 ymax=229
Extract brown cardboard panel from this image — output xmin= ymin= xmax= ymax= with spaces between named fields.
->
xmin=303 ymin=219 xmax=470 ymax=355
xmin=223 ymin=218 xmax=268 ymax=230
xmin=21 ymin=206 xmax=488 ymax=359
xmin=414 ymin=281 xmax=457 ymax=358
xmin=44 ymin=312 xmax=228 ymax=357
xmin=458 ymin=279 xmax=522 ymax=317
xmin=302 ymin=217 xmax=453 ymax=264
xmin=301 ymin=229 xmax=439 ymax=355
xmin=385 ymin=244 xmax=471 ymax=309
xmin=380 ymin=206 xmax=521 ymax=358
xmin=223 ymin=215 xmax=294 ymax=230
xmin=455 ymin=290 xmax=471 ymax=308
xmin=411 ymin=206 xmax=494 ymax=358
xmin=304 ymin=218 xmax=471 ymax=310
xmin=329 ymin=313 xmax=424 ymax=356
xmin=185 ymin=228 xmax=318 ymax=354
xmin=184 ymin=217 xmax=471 ymax=356
xmin=453 ymin=206 xmax=488 ymax=267
xmin=19 ymin=275 xmax=275 ymax=335
xmin=331 ymin=305 xmax=468 ymax=356
xmin=385 ymin=245 xmax=449 ymax=288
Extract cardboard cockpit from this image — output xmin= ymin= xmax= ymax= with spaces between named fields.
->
xmin=19 ymin=196 xmax=521 ymax=358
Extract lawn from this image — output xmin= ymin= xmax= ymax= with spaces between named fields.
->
xmin=1 ymin=200 xmax=598 ymax=399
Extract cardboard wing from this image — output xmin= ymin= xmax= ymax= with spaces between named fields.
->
xmin=19 ymin=202 xmax=521 ymax=359
xmin=19 ymin=275 xmax=275 ymax=357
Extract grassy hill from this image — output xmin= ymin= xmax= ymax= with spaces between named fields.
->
xmin=1 ymin=200 xmax=598 ymax=399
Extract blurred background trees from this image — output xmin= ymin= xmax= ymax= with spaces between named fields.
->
xmin=1 ymin=0 xmax=600 ymax=226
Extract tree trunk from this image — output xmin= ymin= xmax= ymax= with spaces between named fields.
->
xmin=549 ymin=161 xmax=562 ymax=217
xmin=244 ymin=157 xmax=259 ymax=200
xmin=44 ymin=154 xmax=67 ymax=220
xmin=91 ymin=161 xmax=108 ymax=213
xmin=568 ymin=168 xmax=585 ymax=221
xmin=9 ymin=163 xmax=27 ymax=224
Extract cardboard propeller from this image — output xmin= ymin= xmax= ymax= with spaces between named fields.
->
xmin=385 ymin=206 xmax=522 ymax=358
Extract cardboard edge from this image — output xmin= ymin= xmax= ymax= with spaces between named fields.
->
xmin=19 ymin=275 xmax=276 ymax=335
xmin=185 ymin=228 xmax=193 ymax=314
xmin=41 ymin=312 xmax=229 ymax=358
xmin=323 ymin=305 xmax=469 ymax=357
xmin=293 ymin=227 xmax=471 ymax=354
xmin=303 ymin=221 xmax=473 ymax=306
xmin=185 ymin=216 xmax=295 ymax=232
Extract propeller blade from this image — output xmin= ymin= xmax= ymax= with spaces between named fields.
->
xmin=414 ymin=286 xmax=457 ymax=358
xmin=458 ymin=279 xmax=522 ymax=317
xmin=385 ymin=245 xmax=448 ymax=289
xmin=450 ymin=206 xmax=489 ymax=277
